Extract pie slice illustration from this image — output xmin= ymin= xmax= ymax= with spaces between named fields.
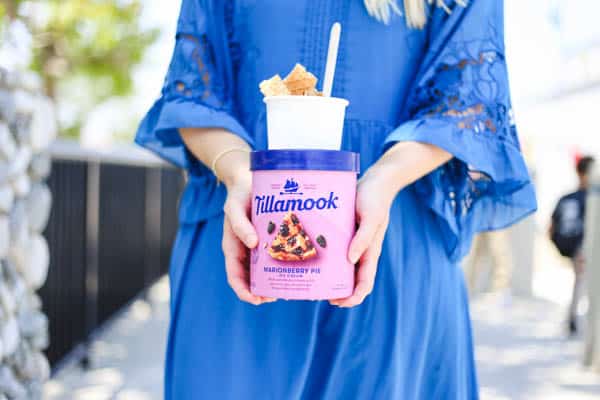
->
xmin=268 ymin=212 xmax=317 ymax=261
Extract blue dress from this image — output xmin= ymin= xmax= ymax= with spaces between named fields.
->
xmin=135 ymin=1 xmax=537 ymax=398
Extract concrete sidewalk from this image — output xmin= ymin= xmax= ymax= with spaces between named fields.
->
xmin=43 ymin=279 xmax=169 ymax=400
xmin=44 ymin=277 xmax=600 ymax=400
xmin=472 ymin=295 xmax=600 ymax=400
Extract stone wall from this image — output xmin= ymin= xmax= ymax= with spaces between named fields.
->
xmin=0 ymin=68 xmax=56 ymax=399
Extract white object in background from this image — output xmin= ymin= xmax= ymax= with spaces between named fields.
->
xmin=8 ymin=201 xmax=28 ymax=249
xmin=322 ymin=22 xmax=341 ymax=98
xmin=0 ymin=215 xmax=9 ymax=258
xmin=0 ymin=282 xmax=17 ymax=315
xmin=0 ymin=184 xmax=15 ymax=212
xmin=584 ymin=165 xmax=600 ymax=371
xmin=11 ymin=174 xmax=31 ymax=198
xmin=265 ymin=96 xmax=349 ymax=150
xmin=31 ymin=351 xmax=50 ymax=381
xmin=14 ymin=234 xmax=49 ymax=291
xmin=12 ymin=89 xmax=35 ymax=114
xmin=0 ymin=122 xmax=17 ymax=160
xmin=510 ymin=168 xmax=537 ymax=297
xmin=29 ymin=95 xmax=57 ymax=153
xmin=2 ymin=316 xmax=20 ymax=357
xmin=7 ymin=146 xmax=31 ymax=178
xmin=28 ymin=153 xmax=51 ymax=181
xmin=25 ymin=183 xmax=51 ymax=233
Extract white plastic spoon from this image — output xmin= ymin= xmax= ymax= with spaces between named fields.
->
xmin=322 ymin=22 xmax=341 ymax=98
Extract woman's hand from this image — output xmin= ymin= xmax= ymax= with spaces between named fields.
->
xmin=221 ymin=157 xmax=277 ymax=306
xmin=180 ymin=128 xmax=276 ymax=306
xmin=330 ymin=141 xmax=452 ymax=308
xmin=329 ymin=167 xmax=393 ymax=308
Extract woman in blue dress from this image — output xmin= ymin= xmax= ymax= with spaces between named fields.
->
xmin=136 ymin=0 xmax=536 ymax=398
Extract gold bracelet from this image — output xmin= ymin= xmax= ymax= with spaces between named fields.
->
xmin=211 ymin=147 xmax=250 ymax=183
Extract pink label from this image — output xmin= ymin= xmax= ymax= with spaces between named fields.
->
xmin=250 ymin=170 xmax=356 ymax=300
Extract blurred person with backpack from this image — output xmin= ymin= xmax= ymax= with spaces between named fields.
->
xmin=550 ymin=155 xmax=595 ymax=336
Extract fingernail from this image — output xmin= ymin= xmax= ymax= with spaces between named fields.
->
xmin=246 ymin=234 xmax=258 ymax=247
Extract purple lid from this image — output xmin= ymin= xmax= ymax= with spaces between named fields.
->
xmin=251 ymin=150 xmax=360 ymax=172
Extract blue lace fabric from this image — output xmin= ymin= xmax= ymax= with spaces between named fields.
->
xmin=135 ymin=0 xmax=250 ymax=223
xmin=384 ymin=1 xmax=536 ymax=261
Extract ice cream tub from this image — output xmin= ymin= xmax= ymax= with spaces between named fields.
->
xmin=250 ymin=150 xmax=360 ymax=300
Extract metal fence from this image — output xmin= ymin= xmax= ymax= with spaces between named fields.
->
xmin=38 ymin=145 xmax=184 ymax=367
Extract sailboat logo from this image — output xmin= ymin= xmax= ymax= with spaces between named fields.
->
xmin=281 ymin=178 xmax=301 ymax=195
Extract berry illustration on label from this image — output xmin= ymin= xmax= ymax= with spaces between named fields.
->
xmin=268 ymin=212 xmax=317 ymax=261
xmin=316 ymin=235 xmax=327 ymax=248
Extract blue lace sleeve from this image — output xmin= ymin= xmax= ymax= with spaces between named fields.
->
xmin=383 ymin=0 xmax=537 ymax=261
xmin=135 ymin=0 xmax=252 ymax=170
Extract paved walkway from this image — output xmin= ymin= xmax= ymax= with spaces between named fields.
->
xmin=473 ymin=295 xmax=600 ymax=400
xmin=44 ymin=279 xmax=169 ymax=400
xmin=44 ymin=275 xmax=600 ymax=400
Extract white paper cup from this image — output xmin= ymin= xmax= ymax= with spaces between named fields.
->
xmin=264 ymin=96 xmax=349 ymax=150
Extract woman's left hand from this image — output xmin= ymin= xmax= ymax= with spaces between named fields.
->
xmin=329 ymin=141 xmax=452 ymax=308
xmin=330 ymin=166 xmax=394 ymax=308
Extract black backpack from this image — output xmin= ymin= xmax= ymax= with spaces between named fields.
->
xmin=551 ymin=191 xmax=585 ymax=258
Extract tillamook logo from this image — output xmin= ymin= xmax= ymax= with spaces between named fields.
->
xmin=281 ymin=178 xmax=301 ymax=195
xmin=255 ymin=192 xmax=339 ymax=216
xmin=257 ymin=178 xmax=339 ymax=216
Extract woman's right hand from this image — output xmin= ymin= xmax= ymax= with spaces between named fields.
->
xmin=221 ymin=153 xmax=277 ymax=306
xmin=179 ymin=128 xmax=274 ymax=305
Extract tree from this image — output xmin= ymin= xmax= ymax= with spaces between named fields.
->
xmin=1 ymin=0 xmax=159 ymax=137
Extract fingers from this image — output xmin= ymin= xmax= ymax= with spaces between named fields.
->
xmin=224 ymin=199 xmax=258 ymax=248
xmin=347 ymin=213 xmax=383 ymax=264
xmin=228 ymin=273 xmax=276 ymax=305
xmin=222 ymin=217 xmax=276 ymax=305
xmin=331 ymin=222 xmax=387 ymax=308
xmin=329 ymin=256 xmax=376 ymax=307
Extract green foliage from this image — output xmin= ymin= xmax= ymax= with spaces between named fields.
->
xmin=4 ymin=0 xmax=159 ymax=137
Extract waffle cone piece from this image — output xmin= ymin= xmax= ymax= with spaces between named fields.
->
xmin=259 ymin=74 xmax=290 ymax=97
xmin=259 ymin=64 xmax=323 ymax=97
xmin=283 ymin=64 xmax=318 ymax=95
